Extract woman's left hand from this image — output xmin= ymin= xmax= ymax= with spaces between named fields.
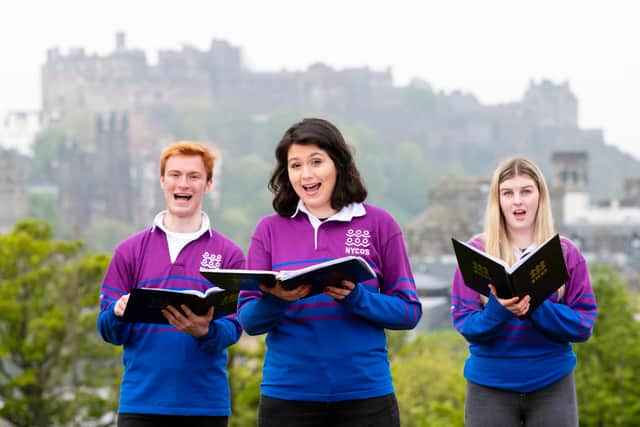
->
xmin=488 ymin=284 xmax=530 ymax=317
xmin=324 ymin=280 xmax=355 ymax=300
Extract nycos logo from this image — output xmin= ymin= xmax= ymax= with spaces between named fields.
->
xmin=201 ymin=252 xmax=222 ymax=269
xmin=345 ymin=229 xmax=371 ymax=256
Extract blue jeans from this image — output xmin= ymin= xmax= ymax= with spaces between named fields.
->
xmin=465 ymin=371 xmax=578 ymax=427
xmin=258 ymin=393 xmax=400 ymax=427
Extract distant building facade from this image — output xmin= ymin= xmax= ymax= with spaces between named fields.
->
xmin=54 ymin=112 xmax=135 ymax=231
xmin=33 ymin=33 xmax=640 ymax=263
xmin=550 ymin=151 xmax=640 ymax=277
xmin=41 ymin=33 xmax=393 ymax=121
xmin=0 ymin=149 xmax=27 ymax=233
xmin=552 ymin=151 xmax=640 ymax=226
xmin=405 ymin=176 xmax=489 ymax=257
xmin=0 ymin=111 xmax=43 ymax=156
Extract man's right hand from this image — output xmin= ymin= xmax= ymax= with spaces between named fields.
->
xmin=114 ymin=293 xmax=130 ymax=317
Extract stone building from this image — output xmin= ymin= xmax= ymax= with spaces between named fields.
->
xmin=522 ymin=79 xmax=578 ymax=128
xmin=41 ymin=32 xmax=393 ymax=122
xmin=0 ymin=111 xmax=43 ymax=156
xmin=405 ymin=175 xmax=489 ymax=258
xmin=550 ymin=151 xmax=640 ymax=272
xmin=54 ymin=112 xmax=135 ymax=232
xmin=42 ymin=33 xmax=210 ymax=117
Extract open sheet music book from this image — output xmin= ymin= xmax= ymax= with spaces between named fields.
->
xmin=451 ymin=233 xmax=569 ymax=316
xmin=200 ymin=255 xmax=376 ymax=298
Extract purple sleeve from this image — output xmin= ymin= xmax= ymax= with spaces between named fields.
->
xmin=528 ymin=241 xmax=597 ymax=342
xmin=201 ymin=243 xmax=245 ymax=351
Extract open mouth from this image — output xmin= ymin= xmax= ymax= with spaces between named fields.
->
xmin=174 ymin=193 xmax=192 ymax=201
xmin=302 ymin=183 xmax=321 ymax=192
xmin=513 ymin=209 xmax=526 ymax=219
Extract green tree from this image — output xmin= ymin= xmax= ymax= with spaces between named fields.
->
xmin=30 ymin=128 xmax=67 ymax=184
xmin=26 ymin=193 xmax=64 ymax=235
xmin=341 ymin=124 xmax=388 ymax=205
xmin=80 ymin=217 xmax=138 ymax=253
xmin=391 ymin=330 xmax=467 ymax=427
xmin=0 ymin=220 xmax=119 ymax=426
xmin=212 ymin=152 xmax=273 ymax=249
xmin=228 ymin=336 xmax=265 ymax=427
xmin=250 ymin=110 xmax=305 ymax=159
xmin=387 ymin=142 xmax=430 ymax=218
xmin=575 ymin=265 xmax=640 ymax=426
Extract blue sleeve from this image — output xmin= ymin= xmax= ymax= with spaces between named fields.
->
xmin=97 ymin=303 xmax=133 ymax=345
xmin=528 ymin=258 xmax=597 ymax=342
xmin=196 ymin=314 xmax=242 ymax=353
xmin=238 ymin=291 xmax=292 ymax=335
xmin=452 ymin=293 xmax=515 ymax=342
xmin=339 ymin=282 xmax=422 ymax=330
xmin=528 ymin=301 xmax=594 ymax=342
xmin=97 ymin=249 xmax=134 ymax=345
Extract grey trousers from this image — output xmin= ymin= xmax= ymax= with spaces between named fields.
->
xmin=465 ymin=371 xmax=578 ymax=427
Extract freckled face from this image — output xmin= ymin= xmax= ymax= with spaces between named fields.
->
xmin=287 ymin=143 xmax=338 ymax=218
xmin=160 ymin=154 xmax=212 ymax=219
xmin=499 ymin=175 xmax=540 ymax=235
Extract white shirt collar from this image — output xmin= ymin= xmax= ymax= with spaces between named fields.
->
xmin=151 ymin=211 xmax=212 ymax=237
xmin=292 ymin=201 xmax=366 ymax=249
xmin=292 ymin=200 xmax=366 ymax=223
xmin=515 ymin=243 xmax=536 ymax=259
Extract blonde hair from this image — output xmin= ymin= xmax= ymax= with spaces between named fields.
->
xmin=160 ymin=141 xmax=215 ymax=182
xmin=483 ymin=157 xmax=555 ymax=266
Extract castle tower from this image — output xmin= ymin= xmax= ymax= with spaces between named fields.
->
xmin=551 ymin=151 xmax=589 ymax=227
xmin=94 ymin=112 xmax=133 ymax=223
xmin=523 ymin=80 xmax=578 ymax=128
xmin=55 ymin=139 xmax=93 ymax=233
xmin=551 ymin=151 xmax=588 ymax=192
xmin=115 ymin=32 xmax=126 ymax=52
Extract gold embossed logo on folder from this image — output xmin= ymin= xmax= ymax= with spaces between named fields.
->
xmin=529 ymin=260 xmax=548 ymax=284
xmin=472 ymin=260 xmax=491 ymax=280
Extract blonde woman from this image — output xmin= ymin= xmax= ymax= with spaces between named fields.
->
xmin=451 ymin=157 xmax=597 ymax=427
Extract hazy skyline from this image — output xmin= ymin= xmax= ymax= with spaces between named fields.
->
xmin=2 ymin=0 xmax=638 ymax=158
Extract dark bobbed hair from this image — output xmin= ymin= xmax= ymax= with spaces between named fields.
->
xmin=269 ymin=118 xmax=368 ymax=216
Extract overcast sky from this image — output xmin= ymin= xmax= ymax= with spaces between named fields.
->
xmin=2 ymin=0 xmax=638 ymax=158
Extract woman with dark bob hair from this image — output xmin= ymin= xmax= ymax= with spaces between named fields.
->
xmin=238 ymin=118 xmax=422 ymax=427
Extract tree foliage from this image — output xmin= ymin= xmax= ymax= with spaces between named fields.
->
xmin=26 ymin=193 xmax=64 ymax=235
xmin=228 ymin=336 xmax=265 ymax=427
xmin=574 ymin=265 xmax=640 ymax=426
xmin=0 ymin=219 xmax=119 ymax=427
xmin=390 ymin=330 xmax=466 ymax=427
